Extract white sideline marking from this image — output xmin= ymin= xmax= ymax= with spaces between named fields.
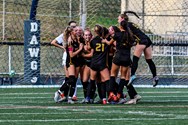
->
xmin=0 ymin=117 xmax=188 ymax=122
xmin=0 ymin=97 xmax=52 ymax=99
xmin=0 ymin=93 xmax=53 ymax=95
xmin=0 ymin=110 xmax=181 ymax=118
xmin=0 ymin=85 xmax=188 ymax=88
xmin=140 ymin=91 xmax=188 ymax=94
xmin=0 ymin=85 xmax=81 ymax=88
xmin=143 ymin=96 xmax=188 ymax=97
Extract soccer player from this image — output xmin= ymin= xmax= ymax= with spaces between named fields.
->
xmin=103 ymin=22 xmax=141 ymax=104
xmin=84 ymin=25 xmax=110 ymax=104
xmin=52 ymin=21 xmax=78 ymax=103
xmin=65 ymin=26 xmax=84 ymax=104
xmin=118 ymin=11 xmax=159 ymax=87
xmin=81 ymin=28 xmax=97 ymax=103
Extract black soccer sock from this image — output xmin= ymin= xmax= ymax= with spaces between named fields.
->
xmin=125 ymin=80 xmax=137 ymax=99
xmin=117 ymin=79 xmax=126 ymax=94
xmin=86 ymin=80 xmax=95 ymax=99
xmin=90 ymin=82 xmax=96 ymax=99
xmin=82 ymin=81 xmax=89 ymax=98
xmin=131 ymin=56 xmax=139 ymax=76
xmin=101 ymin=80 xmax=108 ymax=99
xmin=146 ymin=59 xmax=157 ymax=77
xmin=59 ymin=77 xmax=69 ymax=94
xmin=114 ymin=82 xmax=119 ymax=95
xmin=97 ymin=83 xmax=102 ymax=99
xmin=68 ymin=75 xmax=76 ymax=97
xmin=109 ymin=76 xmax=116 ymax=92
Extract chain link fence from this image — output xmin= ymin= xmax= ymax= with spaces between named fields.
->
xmin=0 ymin=0 xmax=188 ymax=86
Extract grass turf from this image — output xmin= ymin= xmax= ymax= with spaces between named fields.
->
xmin=0 ymin=87 xmax=188 ymax=125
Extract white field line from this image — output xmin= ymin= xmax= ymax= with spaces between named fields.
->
xmin=140 ymin=91 xmax=188 ymax=93
xmin=1 ymin=85 xmax=188 ymax=88
xmin=0 ymin=93 xmax=53 ymax=95
xmin=0 ymin=110 xmax=177 ymax=117
xmin=0 ymin=97 xmax=53 ymax=99
xmin=0 ymin=117 xmax=188 ymax=122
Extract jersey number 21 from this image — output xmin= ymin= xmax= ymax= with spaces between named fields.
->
xmin=96 ymin=43 xmax=105 ymax=52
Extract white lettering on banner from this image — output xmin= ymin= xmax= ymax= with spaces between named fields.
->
xmin=30 ymin=35 xmax=38 ymax=44
xmin=31 ymin=61 xmax=38 ymax=70
xmin=28 ymin=21 xmax=39 ymax=83
xmin=30 ymin=22 xmax=38 ymax=32
xmin=28 ymin=48 xmax=39 ymax=57
xmin=31 ymin=77 xmax=38 ymax=83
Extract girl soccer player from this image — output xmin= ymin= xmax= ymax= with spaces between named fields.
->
xmin=118 ymin=11 xmax=159 ymax=87
xmin=103 ymin=21 xmax=140 ymax=104
xmin=84 ymin=25 xmax=110 ymax=104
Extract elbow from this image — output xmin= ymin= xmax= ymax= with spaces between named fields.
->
xmin=51 ymin=40 xmax=57 ymax=45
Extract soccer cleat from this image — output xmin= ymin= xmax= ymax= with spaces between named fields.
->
xmin=134 ymin=94 xmax=141 ymax=102
xmin=117 ymin=98 xmax=127 ymax=104
xmin=94 ymin=99 xmax=103 ymax=104
xmin=68 ymin=99 xmax=75 ymax=104
xmin=90 ymin=93 xmax=97 ymax=103
xmin=153 ymin=76 xmax=159 ymax=87
xmin=54 ymin=91 xmax=66 ymax=103
xmin=108 ymin=92 xmax=116 ymax=102
xmin=58 ymin=90 xmax=64 ymax=98
xmin=113 ymin=95 xmax=119 ymax=102
xmin=58 ymin=96 xmax=67 ymax=102
xmin=72 ymin=96 xmax=78 ymax=101
xmin=68 ymin=97 xmax=75 ymax=104
xmin=80 ymin=99 xmax=86 ymax=104
xmin=54 ymin=91 xmax=60 ymax=103
xmin=81 ymin=97 xmax=90 ymax=104
xmin=102 ymin=99 xmax=107 ymax=105
xmin=128 ymin=75 xmax=136 ymax=85
xmin=125 ymin=99 xmax=136 ymax=104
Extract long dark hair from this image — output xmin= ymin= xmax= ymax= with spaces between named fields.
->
xmin=111 ymin=26 xmax=121 ymax=33
xmin=94 ymin=24 xmax=103 ymax=37
xmin=102 ymin=27 xmax=109 ymax=39
xmin=123 ymin=11 xmax=140 ymax=21
xmin=120 ymin=20 xmax=134 ymax=47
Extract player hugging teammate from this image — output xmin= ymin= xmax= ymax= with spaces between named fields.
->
xmin=52 ymin=11 xmax=158 ymax=105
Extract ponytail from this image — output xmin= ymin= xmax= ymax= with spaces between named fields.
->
xmin=120 ymin=20 xmax=135 ymax=47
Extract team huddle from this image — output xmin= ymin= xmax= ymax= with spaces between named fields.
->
xmin=51 ymin=11 xmax=159 ymax=105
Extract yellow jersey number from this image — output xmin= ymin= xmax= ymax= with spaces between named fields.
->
xmin=96 ymin=43 xmax=105 ymax=52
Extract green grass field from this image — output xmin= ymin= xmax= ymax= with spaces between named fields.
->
xmin=0 ymin=87 xmax=188 ymax=125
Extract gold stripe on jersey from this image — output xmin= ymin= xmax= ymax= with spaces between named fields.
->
xmin=133 ymin=35 xmax=140 ymax=44
xmin=69 ymin=58 xmax=73 ymax=65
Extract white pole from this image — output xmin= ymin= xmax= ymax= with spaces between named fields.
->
xmin=81 ymin=0 xmax=87 ymax=29
xmin=9 ymin=46 xmax=11 ymax=72
xmin=121 ymin=0 xmax=126 ymax=13
xmin=2 ymin=0 xmax=5 ymax=40
xmin=79 ymin=0 xmax=82 ymax=26
xmin=69 ymin=0 xmax=72 ymax=21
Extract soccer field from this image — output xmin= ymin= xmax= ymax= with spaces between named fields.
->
xmin=0 ymin=87 xmax=188 ymax=125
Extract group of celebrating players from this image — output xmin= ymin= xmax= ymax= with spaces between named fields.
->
xmin=51 ymin=11 xmax=159 ymax=105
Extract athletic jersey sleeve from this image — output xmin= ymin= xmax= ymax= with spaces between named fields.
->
xmin=55 ymin=34 xmax=64 ymax=44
